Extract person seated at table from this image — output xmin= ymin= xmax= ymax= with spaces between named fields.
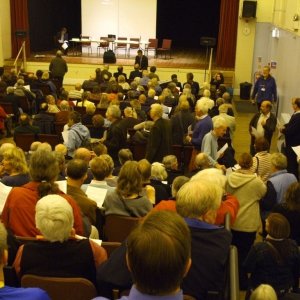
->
xmin=13 ymin=194 xmax=107 ymax=286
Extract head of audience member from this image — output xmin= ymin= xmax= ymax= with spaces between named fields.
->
xmin=54 ymin=151 xmax=66 ymax=175
xmin=60 ymin=90 xmax=69 ymax=101
xmin=98 ymin=93 xmax=109 ymax=109
xmin=73 ymin=147 xmax=92 ymax=162
xmin=138 ymin=94 xmax=146 ymax=104
xmin=37 ymin=143 xmax=52 ymax=152
xmin=133 ymin=63 xmax=140 ymax=71
xmin=117 ymin=75 xmax=126 ymax=84
xmin=186 ymin=72 xmax=194 ymax=83
xmin=92 ymin=114 xmax=104 ymax=129
xmin=46 ymin=95 xmax=56 ymax=105
xmin=177 ymin=96 xmax=190 ymax=112
xmin=218 ymin=104 xmax=229 ymax=114
xmin=85 ymin=102 xmax=96 ymax=116
xmin=147 ymin=88 xmax=155 ymax=99
xmin=265 ymin=213 xmax=290 ymax=240
xmin=30 ymin=141 xmax=42 ymax=153
xmin=75 ymin=83 xmax=82 ymax=91
xmin=194 ymin=152 xmax=211 ymax=171
xmin=262 ymin=66 xmax=271 ymax=79
xmin=6 ymin=86 xmax=15 ymax=95
xmin=284 ymin=182 xmax=300 ymax=212
xmin=92 ymin=143 xmax=107 ymax=156
xmin=54 ymin=144 xmax=68 ymax=156
xmin=150 ymin=103 xmax=163 ymax=122
xmin=270 ymin=153 xmax=287 ymax=172
xmin=195 ymin=101 xmax=209 ymax=117
xmin=254 ymin=137 xmax=270 ymax=153
xmin=126 ymin=210 xmax=191 ymax=296
xmin=41 ymin=71 xmax=50 ymax=81
xmin=100 ymin=154 xmax=114 ymax=178
xmin=137 ymin=49 xmax=143 ymax=58
xmin=222 ymin=92 xmax=231 ymax=103
xmin=162 ymin=155 xmax=178 ymax=171
xmin=124 ymin=107 xmax=135 ymax=119
xmin=291 ymin=97 xmax=300 ymax=112
xmin=16 ymin=79 xmax=25 ymax=87
xmin=238 ymin=153 xmax=253 ymax=170
xmin=39 ymin=102 xmax=48 ymax=113
xmin=177 ymin=180 xmax=222 ymax=224
xmin=36 ymin=69 xmax=43 ymax=79
xmin=106 ymin=105 xmax=121 ymax=123
xmin=171 ymin=176 xmax=189 ymax=198
xmin=18 ymin=113 xmax=31 ymax=126
xmin=117 ymin=161 xmax=143 ymax=198
xmin=68 ymin=111 xmax=82 ymax=127
xmin=151 ymin=162 xmax=168 ymax=181
xmin=171 ymin=74 xmax=178 ymax=83
xmin=216 ymin=97 xmax=225 ymax=108
xmin=250 ymin=284 xmax=277 ymax=300
xmin=30 ymin=150 xmax=60 ymax=198
xmin=260 ymin=100 xmax=272 ymax=115
xmin=1 ymin=147 xmax=28 ymax=175
xmin=203 ymin=89 xmax=211 ymax=99
xmin=66 ymin=159 xmax=88 ymax=187
xmin=138 ymin=159 xmax=151 ymax=184
xmin=118 ymin=149 xmax=133 ymax=166
xmin=212 ymin=116 xmax=228 ymax=138
xmin=89 ymin=156 xmax=110 ymax=181
xmin=59 ymin=100 xmax=69 ymax=112
xmin=35 ymin=195 xmax=74 ymax=243
xmin=0 ymin=143 xmax=15 ymax=161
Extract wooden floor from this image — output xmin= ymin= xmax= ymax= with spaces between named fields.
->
xmin=7 ymin=47 xmax=234 ymax=71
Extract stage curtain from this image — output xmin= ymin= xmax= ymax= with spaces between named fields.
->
xmin=216 ymin=0 xmax=239 ymax=68
xmin=10 ymin=0 xmax=30 ymax=58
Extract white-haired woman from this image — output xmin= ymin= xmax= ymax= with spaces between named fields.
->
xmin=13 ymin=194 xmax=107 ymax=285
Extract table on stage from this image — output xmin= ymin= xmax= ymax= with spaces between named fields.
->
xmin=69 ymin=38 xmax=149 ymax=56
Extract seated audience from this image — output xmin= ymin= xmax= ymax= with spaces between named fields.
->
xmin=162 ymin=155 xmax=182 ymax=185
xmin=113 ymin=66 xmax=127 ymax=81
xmin=82 ymin=102 xmax=96 ymax=126
xmin=250 ymin=284 xmax=277 ymax=300
xmin=55 ymin=100 xmax=70 ymax=123
xmin=13 ymin=113 xmax=40 ymax=141
xmin=90 ymin=114 xmax=105 ymax=139
xmin=176 ymin=179 xmax=232 ymax=299
xmin=101 ymin=154 xmax=118 ymax=187
xmin=113 ymin=148 xmax=133 ymax=176
xmin=66 ymin=159 xmax=98 ymax=228
xmin=54 ymin=151 xmax=66 ymax=181
xmin=244 ymin=213 xmax=300 ymax=299
xmin=1 ymin=149 xmax=84 ymax=237
xmin=118 ymin=107 xmax=140 ymax=138
xmin=32 ymin=103 xmax=54 ymax=134
xmin=129 ymin=63 xmax=142 ymax=80
xmin=210 ymin=72 xmax=224 ymax=90
xmin=46 ymin=95 xmax=60 ymax=113
xmin=94 ymin=210 xmax=191 ymax=300
xmin=103 ymin=161 xmax=152 ymax=217
xmin=0 ymin=223 xmax=51 ymax=299
xmin=0 ymin=147 xmax=30 ymax=187
xmin=68 ymin=83 xmax=83 ymax=100
xmin=77 ymin=91 xmax=94 ymax=107
xmin=13 ymin=194 xmax=107 ymax=286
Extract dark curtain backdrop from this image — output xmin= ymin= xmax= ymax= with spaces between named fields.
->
xmin=216 ymin=0 xmax=239 ymax=68
xmin=157 ymin=0 xmax=221 ymax=49
xmin=10 ymin=0 xmax=30 ymax=58
xmin=27 ymin=0 xmax=81 ymax=52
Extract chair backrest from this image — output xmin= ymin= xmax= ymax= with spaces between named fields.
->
xmin=101 ymin=241 xmax=121 ymax=257
xmin=74 ymin=106 xmax=86 ymax=115
xmin=21 ymin=275 xmax=97 ymax=300
xmin=129 ymin=38 xmax=140 ymax=49
xmin=116 ymin=37 xmax=127 ymax=47
xmin=38 ymin=84 xmax=52 ymax=96
xmin=17 ymin=96 xmax=31 ymax=114
xmin=148 ymin=38 xmax=158 ymax=48
xmin=100 ymin=37 xmax=109 ymax=47
xmin=80 ymin=35 xmax=91 ymax=46
xmin=104 ymin=214 xmax=140 ymax=242
xmin=54 ymin=122 xmax=65 ymax=135
xmin=14 ymin=133 xmax=36 ymax=152
xmin=38 ymin=134 xmax=61 ymax=149
xmin=162 ymin=39 xmax=172 ymax=49
xmin=0 ymin=102 xmax=14 ymax=114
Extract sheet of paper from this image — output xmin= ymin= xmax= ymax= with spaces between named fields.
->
xmin=0 ymin=182 xmax=12 ymax=213
xmin=86 ymin=186 xmax=108 ymax=208
xmin=217 ymin=143 xmax=228 ymax=159
xmin=55 ymin=180 xmax=67 ymax=193
xmin=62 ymin=131 xmax=69 ymax=144
xmin=292 ymin=145 xmax=300 ymax=158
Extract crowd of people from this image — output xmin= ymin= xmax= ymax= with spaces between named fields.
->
xmin=0 ymin=62 xmax=299 ymax=300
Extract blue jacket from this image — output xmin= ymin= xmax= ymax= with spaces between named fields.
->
xmin=252 ymin=75 xmax=277 ymax=103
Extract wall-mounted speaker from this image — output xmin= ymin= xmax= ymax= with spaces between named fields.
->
xmin=200 ymin=37 xmax=216 ymax=47
xmin=242 ymin=1 xmax=257 ymax=19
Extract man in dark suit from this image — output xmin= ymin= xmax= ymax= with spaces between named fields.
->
xmin=49 ymin=50 xmax=68 ymax=85
xmin=32 ymin=103 xmax=54 ymax=134
xmin=113 ymin=66 xmax=127 ymax=81
xmin=146 ymin=103 xmax=172 ymax=163
xmin=129 ymin=64 xmax=142 ymax=80
xmin=183 ymin=72 xmax=200 ymax=98
xmin=281 ymin=97 xmax=300 ymax=179
xmin=134 ymin=50 xmax=148 ymax=70
xmin=249 ymin=100 xmax=277 ymax=155
xmin=13 ymin=113 xmax=40 ymax=141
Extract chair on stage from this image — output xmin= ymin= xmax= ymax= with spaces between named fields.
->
xmin=21 ymin=275 xmax=97 ymax=300
xmin=147 ymin=38 xmax=158 ymax=57
xmin=114 ymin=37 xmax=127 ymax=57
xmin=97 ymin=37 xmax=109 ymax=57
xmin=128 ymin=38 xmax=140 ymax=58
xmin=80 ymin=35 xmax=92 ymax=55
xmin=157 ymin=39 xmax=172 ymax=59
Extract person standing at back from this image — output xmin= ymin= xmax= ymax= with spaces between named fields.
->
xmin=49 ymin=50 xmax=68 ymax=86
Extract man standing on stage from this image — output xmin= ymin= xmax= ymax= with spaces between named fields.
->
xmin=251 ymin=66 xmax=277 ymax=110
xmin=135 ymin=49 xmax=148 ymax=70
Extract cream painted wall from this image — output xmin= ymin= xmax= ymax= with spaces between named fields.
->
xmin=234 ymin=0 xmax=274 ymax=93
xmin=0 ymin=0 xmax=12 ymax=65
